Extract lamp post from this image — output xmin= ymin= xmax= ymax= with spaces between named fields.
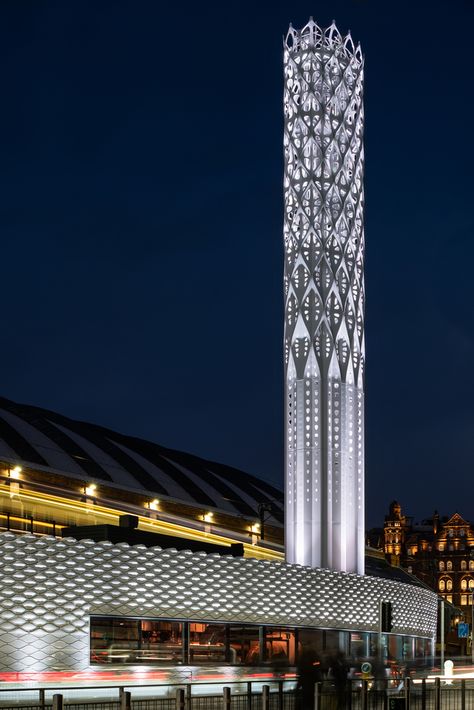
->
xmin=257 ymin=502 xmax=276 ymax=542
xmin=440 ymin=599 xmax=445 ymax=671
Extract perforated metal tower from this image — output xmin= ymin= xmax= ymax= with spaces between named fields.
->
xmin=283 ymin=19 xmax=365 ymax=573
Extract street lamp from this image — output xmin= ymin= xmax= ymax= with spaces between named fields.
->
xmin=9 ymin=466 xmax=22 ymax=479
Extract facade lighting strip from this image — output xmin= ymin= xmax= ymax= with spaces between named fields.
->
xmin=0 ymin=485 xmax=284 ymax=562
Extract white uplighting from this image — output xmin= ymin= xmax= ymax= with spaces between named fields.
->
xmin=283 ymin=18 xmax=365 ymax=574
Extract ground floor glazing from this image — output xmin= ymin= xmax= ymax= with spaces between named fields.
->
xmin=90 ymin=616 xmax=432 ymax=667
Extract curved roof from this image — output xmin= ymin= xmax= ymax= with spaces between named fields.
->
xmin=0 ymin=396 xmax=283 ymax=524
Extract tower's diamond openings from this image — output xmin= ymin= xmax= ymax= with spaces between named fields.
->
xmin=283 ymin=19 xmax=365 ymax=573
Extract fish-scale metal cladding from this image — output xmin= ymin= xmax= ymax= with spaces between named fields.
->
xmin=0 ymin=532 xmax=437 ymax=671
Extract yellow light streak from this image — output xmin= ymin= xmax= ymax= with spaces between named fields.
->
xmin=0 ymin=485 xmax=284 ymax=562
xmin=0 ymin=514 xmax=65 ymax=529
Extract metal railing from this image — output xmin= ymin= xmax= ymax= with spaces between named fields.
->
xmin=1 ymin=677 xmax=474 ymax=710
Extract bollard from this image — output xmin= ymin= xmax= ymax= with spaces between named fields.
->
xmin=120 ymin=691 xmax=131 ymax=710
xmin=186 ymin=684 xmax=191 ymax=710
xmin=434 ymin=677 xmax=441 ymax=710
xmin=52 ymin=695 xmax=63 ymax=710
xmin=39 ymin=689 xmax=45 ymax=710
xmin=444 ymin=659 xmax=454 ymax=685
xmin=176 ymin=688 xmax=185 ymax=710
xmin=421 ymin=678 xmax=426 ymax=710
xmin=461 ymin=678 xmax=466 ymax=710
xmin=278 ymin=679 xmax=283 ymax=710
xmin=262 ymin=685 xmax=270 ymax=710
xmin=246 ymin=681 xmax=252 ymax=710
xmin=404 ymin=677 xmax=411 ymax=710
xmin=361 ymin=679 xmax=368 ymax=710
xmin=346 ymin=679 xmax=352 ymax=710
xmin=314 ymin=681 xmax=320 ymax=710
xmin=223 ymin=686 xmax=231 ymax=710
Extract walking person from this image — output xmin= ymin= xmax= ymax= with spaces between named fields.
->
xmin=296 ymin=646 xmax=323 ymax=710
xmin=329 ymin=651 xmax=349 ymax=710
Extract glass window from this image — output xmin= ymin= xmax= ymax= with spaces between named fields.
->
xmin=264 ymin=627 xmax=296 ymax=665
xmin=447 ymin=561 xmax=453 ymax=571
xmin=469 ymin=579 xmax=474 ymax=590
xmin=298 ymin=628 xmax=324 ymax=663
xmin=325 ymin=630 xmax=343 ymax=654
xmin=90 ymin=617 xmax=183 ymax=665
xmin=189 ymin=623 xmax=226 ymax=663
xmin=461 ymin=578 xmax=467 ymax=591
xmin=386 ymin=634 xmax=402 ymax=662
xmin=461 ymin=595 xmax=468 ymax=606
xmin=446 ymin=595 xmax=453 ymax=603
xmin=439 ymin=561 xmax=445 ymax=571
xmin=139 ymin=620 xmax=183 ymax=663
xmin=469 ymin=560 xmax=474 ymax=571
xmin=91 ymin=617 xmax=138 ymax=664
xmin=402 ymin=637 xmax=414 ymax=661
xmin=446 ymin=578 xmax=453 ymax=591
xmin=228 ymin=625 xmax=260 ymax=665
xmin=461 ymin=560 xmax=467 ymax=571
xmin=415 ymin=637 xmax=427 ymax=661
xmin=349 ymin=632 xmax=369 ymax=661
xmin=439 ymin=579 xmax=445 ymax=591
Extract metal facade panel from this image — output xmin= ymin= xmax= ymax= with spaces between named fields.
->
xmin=0 ymin=533 xmax=437 ymax=671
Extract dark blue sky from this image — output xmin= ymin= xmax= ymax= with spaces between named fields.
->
xmin=1 ymin=0 xmax=473 ymax=528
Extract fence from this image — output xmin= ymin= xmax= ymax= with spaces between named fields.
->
xmin=0 ymin=677 xmax=473 ymax=710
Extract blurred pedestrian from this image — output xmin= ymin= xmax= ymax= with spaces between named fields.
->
xmin=371 ymin=655 xmax=388 ymax=703
xmin=329 ymin=651 xmax=349 ymax=709
xmin=297 ymin=646 xmax=323 ymax=709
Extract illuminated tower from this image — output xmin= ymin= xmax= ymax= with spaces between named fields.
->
xmin=283 ymin=19 xmax=365 ymax=573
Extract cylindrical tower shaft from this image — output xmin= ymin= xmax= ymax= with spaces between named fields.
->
xmin=283 ymin=19 xmax=365 ymax=574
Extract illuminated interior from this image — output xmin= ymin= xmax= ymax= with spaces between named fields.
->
xmin=90 ymin=615 xmax=432 ymax=667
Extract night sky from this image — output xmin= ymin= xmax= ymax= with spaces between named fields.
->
xmin=1 ymin=0 xmax=473 ymax=529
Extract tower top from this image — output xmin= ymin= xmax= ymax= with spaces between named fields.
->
xmin=284 ymin=17 xmax=362 ymax=63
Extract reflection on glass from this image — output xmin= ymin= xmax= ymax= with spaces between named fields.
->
xmin=90 ymin=617 xmax=429 ymax=669
xmin=265 ymin=626 xmax=295 ymax=665
xmin=229 ymin=625 xmax=260 ymax=664
xmin=349 ymin=632 xmax=370 ymax=660
xmin=324 ymin=630 xmax=341 ymax=654
xmin=298 ymin=628 xmax=324 ymax=658
xmin=90 ymin=616 xmax=183 ymax=664
xmin=189 ymin=623 xmax=226 ymax=663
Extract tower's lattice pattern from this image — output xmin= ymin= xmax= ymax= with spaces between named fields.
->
xmin=283 ymin=19 xmax=365 ymax=572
